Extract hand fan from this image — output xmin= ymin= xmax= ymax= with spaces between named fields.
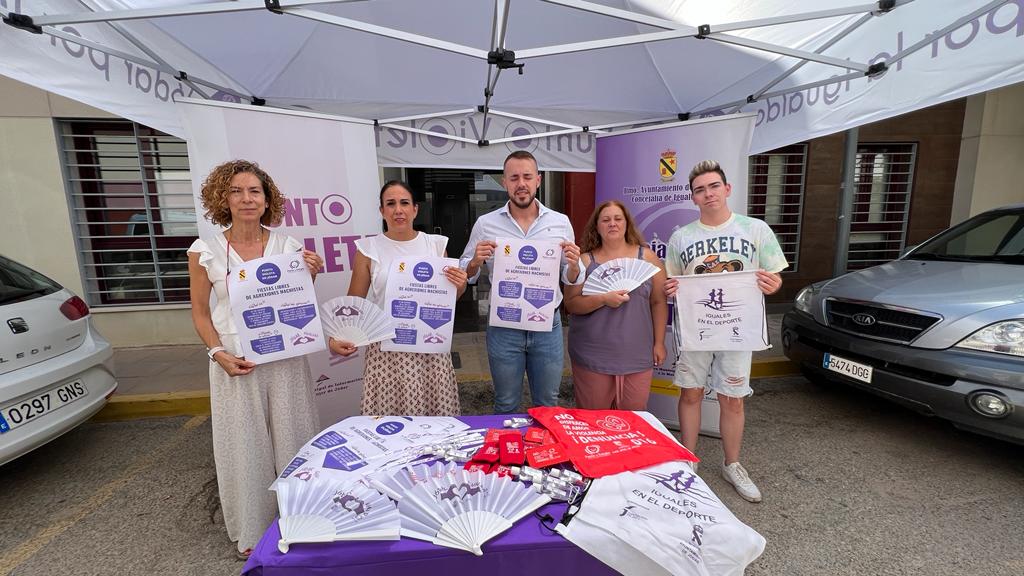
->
xmin=397 ymin=468 xmax=551 ymax=555
xmin=320 ymin=296 xmax=396 ymax=347
xmin=582 ymin=257 xmax=659 ymax=295
xmin=275 ymin=476 xmax=401 ymax=553
xmin=366 ymin=460 xmax=460 ymax=502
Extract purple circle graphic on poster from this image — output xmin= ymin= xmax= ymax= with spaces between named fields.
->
xmin=518 ymin=245 xmax=538 ymax=265
xmin=256 ymin=263 xmax=281 ymax=285
xmin=376 ymin=421 xmax=405 ymax=435
xmin=413 ymin=262 xmax=434 ymax=282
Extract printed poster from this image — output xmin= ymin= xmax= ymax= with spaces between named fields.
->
xmin=277 ymin=416 xmax=470 ymax=485
xmin=227 ymin=251 xmax=326 ymax=364
xmin=673 ymin=271 xmax=768 ymax=351
xmin=380 ymin=256 xmax=459 ymax=353
xmin=488 ymin=237 xmax=561 ymax=332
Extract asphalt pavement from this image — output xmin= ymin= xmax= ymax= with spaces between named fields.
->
xmin=3 ymin=375 xmax=1023 ymax=576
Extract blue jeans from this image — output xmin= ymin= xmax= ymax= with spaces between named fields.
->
xmin=486 ymin=315 xmax=563 ymax=414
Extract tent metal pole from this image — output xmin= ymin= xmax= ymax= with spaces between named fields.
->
xmin=834 ymin=127 xmax=859 ymax=276
xmin=887 ymin=0 xmax=1011 ymax=67
xmin=487 ymin=109 xmax=582 ymax=131
xmin=480 ymin=0 xmax=511 ymax=143
xmin=748 ymin=13 xmax=874 ymax=102
xmin=517 ymin=28 xmax=696 ymax=59
xmin=588 ymin=116 xmax=680 ymax=130
xmin=32 ymin=0 xmax=362 ymax=27
xmin=287 ymin=8 xmax=489 ymax=59
xmin=708 ymin=34 xmax=870 ymax=73
xmin=378 ymin=123 xmax=479 ymax=145
xmin=539 ymin=0 xmax=684 ymax=30
xmin=95 ymin=18 xmax=210 ymax=98
xmin=691 ymin=69 xmax=863 ymax=116
xmin=41 ymin=26 xmax=250 ymax=102
xmin=377 ymin=109 xmax=478 ymax=124
xmin=711 ymin=2 xmax=902 ymax=34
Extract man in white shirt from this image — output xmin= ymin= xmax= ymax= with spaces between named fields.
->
xmin=461 ymin=151 xmax=583 ymax=413
xmin=664 ymin=160 xmax=787 ymax=503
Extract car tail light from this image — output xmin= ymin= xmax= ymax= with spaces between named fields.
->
xmin=60 ymin=295 xmax=90 ymax=320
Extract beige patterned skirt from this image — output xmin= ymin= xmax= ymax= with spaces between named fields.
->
xmin=361 ymin=342 xmax=461 ymax=416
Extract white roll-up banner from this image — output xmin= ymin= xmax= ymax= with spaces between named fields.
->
xmin=180 ymin=98 xmax=380 ymax=426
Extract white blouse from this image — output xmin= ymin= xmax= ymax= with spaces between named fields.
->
xmin=188 ymin=229 xmax=304 ymax=339
xmin=354 ymin=232 xmax=449 ymax=309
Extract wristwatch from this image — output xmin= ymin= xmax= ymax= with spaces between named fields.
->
xmin=207 ymin=346 xmax=226 ymax=361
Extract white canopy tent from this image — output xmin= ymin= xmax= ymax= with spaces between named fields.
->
xmin=2 ymin=0 xmax=1023 ymax=163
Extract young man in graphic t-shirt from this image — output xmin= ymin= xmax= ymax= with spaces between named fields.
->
xmin=664 ymin=160 xmax=788 ymax=503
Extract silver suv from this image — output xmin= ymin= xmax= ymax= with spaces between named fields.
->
xmin=782 ymin=204 xmax=1024 ymax=444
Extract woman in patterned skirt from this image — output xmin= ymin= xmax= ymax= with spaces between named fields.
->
xmin=328 ymin=180 xmax=467 ymax=415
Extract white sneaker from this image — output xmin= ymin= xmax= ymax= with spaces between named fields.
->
xmin=721 ymin=462 xmax=762 ymax=503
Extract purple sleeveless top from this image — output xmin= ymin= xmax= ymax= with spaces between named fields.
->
xmin=568 ymin=247 xmax=654 ymax=375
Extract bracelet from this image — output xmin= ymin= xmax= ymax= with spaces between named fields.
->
xmin=207 ymin=346 xmax=227 ymax=361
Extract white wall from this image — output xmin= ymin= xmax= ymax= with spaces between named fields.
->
xmin=952 ymin=83 xmax=1024 ymax=224
xmin=0 ymin=75 xmax=198 ymax=347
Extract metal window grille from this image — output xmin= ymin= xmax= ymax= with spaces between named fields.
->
xmin=748 ymin=144 xmax=807 ymax=272
xmin=59 ymin=120 xmax=196 ymax=306
xmin=847 ymin=143 xmax=916 ymax=271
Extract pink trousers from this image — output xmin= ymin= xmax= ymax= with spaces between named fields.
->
xmin=571 ymin=361 xmax=653 ymax=411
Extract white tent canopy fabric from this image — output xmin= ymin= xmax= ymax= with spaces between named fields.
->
xmin=2 ymin=0 xmax=1023 ymax=160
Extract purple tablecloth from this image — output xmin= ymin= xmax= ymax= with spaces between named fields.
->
xmin=241 ymin=415 xmax=617 ymax=576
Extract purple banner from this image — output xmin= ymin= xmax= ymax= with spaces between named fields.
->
xmin=278 ymin=304 xmax=317 ymax=329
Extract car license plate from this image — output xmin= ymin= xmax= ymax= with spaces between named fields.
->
xmin=0 ymin=380 xmax=89 ymax=433
xmin=823 ymin=353 xmax=873 ymax=384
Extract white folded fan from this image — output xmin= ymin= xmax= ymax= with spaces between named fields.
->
xmin=397 ymin=467 xmax=551 ymax=555
xmin=321 ymin=296 xmax=396 ymax=347
xmin=275 ymin=476 xmax=401 ymax=553
xmin=582 ymin=258 xmax=659 ymax=296
xmin=366 ymin=460 xmax=460 ymax=502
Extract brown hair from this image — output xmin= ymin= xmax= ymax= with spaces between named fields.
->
xmin=688 ymin=159 xmax=728 ymax=189
xmin=199 ymin=159 xmax=286 ymax=227
xmin=579 ymin=200 xmax=645 ymax=253
xmin=503 ymin=150 xmax=539 ymax=172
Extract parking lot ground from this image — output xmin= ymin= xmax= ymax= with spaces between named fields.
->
xmin=2 ymin=375 xmax=1023 ymax=576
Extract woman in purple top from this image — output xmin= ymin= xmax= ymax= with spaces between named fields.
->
xmin=564 ymin=201 xmax=668 ymax=410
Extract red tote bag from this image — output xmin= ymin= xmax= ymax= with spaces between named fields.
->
xmin=527 ymin=407 xmax=698 ymax=478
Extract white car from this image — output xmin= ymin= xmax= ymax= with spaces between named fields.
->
xmin=0 ymin=254 xmax=118 ymax=466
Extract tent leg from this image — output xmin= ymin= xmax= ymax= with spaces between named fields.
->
xmin=833 ymin=127 xmax=859 ymax=276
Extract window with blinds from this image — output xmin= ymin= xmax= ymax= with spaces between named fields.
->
xmin=847 ymin=143 xmax=916 ymax=271
xmin=59 ymin=120 xmax=196 ymax=306
xmin=748 ymin=144 xmax=807 ymax=272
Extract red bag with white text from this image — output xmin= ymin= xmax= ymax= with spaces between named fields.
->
xmin=527 ymin=407 xmax=698 ymax=478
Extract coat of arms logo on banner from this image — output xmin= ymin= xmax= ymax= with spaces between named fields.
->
xmin=659 ymin=148 xmax=677 ymax=182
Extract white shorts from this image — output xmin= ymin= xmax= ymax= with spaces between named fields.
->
xmin=672 ymin=350 xmax=753 ymax=398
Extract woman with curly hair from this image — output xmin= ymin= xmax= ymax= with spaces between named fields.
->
xmin=186 ymin=159 xmax=324 ymax=559
xmin=563 ymin=200 xmax=668 ymax=410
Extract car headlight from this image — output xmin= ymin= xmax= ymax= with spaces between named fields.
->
xmin=794 ymin=285 xmax=815 ymax=314
xmin=955 ymin=320 xmax=1024 ymax=357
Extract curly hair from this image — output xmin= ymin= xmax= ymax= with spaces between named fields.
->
xmin=579 ymin=200 xmax=645 ymax=253
xmin=199 ymin=160 xmax=286 ymax=227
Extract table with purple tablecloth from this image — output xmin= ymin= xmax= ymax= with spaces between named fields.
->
xmin=241 ymin=414 xmax=617 ymax=576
